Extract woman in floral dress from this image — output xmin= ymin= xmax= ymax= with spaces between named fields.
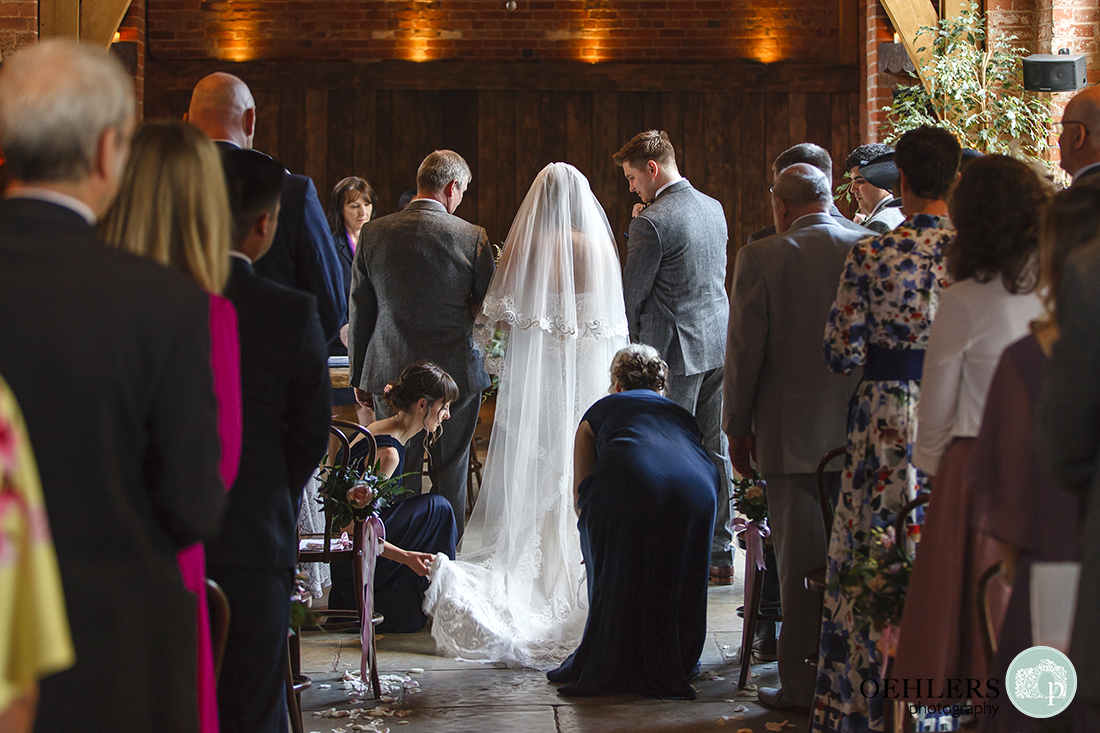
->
xmin=811 ymin=127 xmax=960 ymax=733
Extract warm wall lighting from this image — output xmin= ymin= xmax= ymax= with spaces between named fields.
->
xmin=405 ymin=36 xmax=431 ymax=62
xmin=750 ymin=38 xmax=781 ymax=64
xmin=215 ymin=16 xmax=258 ymax=62
xmin=112 ymin=31 xmax=121 ymax=43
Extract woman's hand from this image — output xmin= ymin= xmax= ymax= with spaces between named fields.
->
xmin=631 ymin=203 xmax=646 ymax=218
xmin=401 ymin=551 xmax=436 ymax=577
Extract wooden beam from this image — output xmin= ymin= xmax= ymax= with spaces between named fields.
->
xmin=39 ymin=0 xmax=80 ymax=39
xmin=81 ymin=0 xmax=134 ymax=49
xmin=879 ymin=0 xmax=940 ymax=87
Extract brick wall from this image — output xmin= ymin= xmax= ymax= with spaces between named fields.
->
xmin=861 ymin=0 xmax=897 ymax=142
xmin=119 ymin=0 xmax=147 ymax=119
xmin=0 ymin=0 xmax=36 ymax=60
xmin=147 ymin=0 xmax=842 ymax=64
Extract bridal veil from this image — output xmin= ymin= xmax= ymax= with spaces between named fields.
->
xmin=423 ymin=162 xmax=629 ymax=669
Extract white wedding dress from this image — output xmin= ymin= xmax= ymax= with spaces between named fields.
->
xmin=423 ymin=163 xmax=629 ymax=669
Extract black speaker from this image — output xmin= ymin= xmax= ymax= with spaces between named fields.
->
xmin=1023 ymin=54 xmax=1087 ymax=92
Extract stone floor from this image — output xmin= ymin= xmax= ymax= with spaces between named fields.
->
xmin=295 ymin=576 xmax=810 ymax=733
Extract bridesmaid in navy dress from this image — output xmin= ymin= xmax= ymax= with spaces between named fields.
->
xmin=548 ymin=344 xmax=718 ymax=699
xmin=331 ymin=361 xmax=459 ymax=632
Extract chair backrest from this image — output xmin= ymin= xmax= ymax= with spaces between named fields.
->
xmin=307 ymin=421 xmax=378 ymax=563
xmin=815 ymin=446 xmax=847 ymax=545
xmin=977 ymin=560 xmax=1004 ymax=671
xmin=894 ymin=493 xmax=930 ymax=561
xmin=206 ymin=577 xmax=231 ymax=681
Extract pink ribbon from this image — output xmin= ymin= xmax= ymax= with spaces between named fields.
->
xmin=358 ymin=514 xmax=385 ymax=689
xmin=729 ymin=517 xmax=770 ymax=611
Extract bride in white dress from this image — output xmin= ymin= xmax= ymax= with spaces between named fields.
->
xmin=423 ymin=162 xmax=629 ymax=669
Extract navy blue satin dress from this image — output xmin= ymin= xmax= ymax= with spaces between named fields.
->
xmin=547 ymin=389 xmax=718 ymax=699
xmin=329 ymin=433 xmax=458 ymax=632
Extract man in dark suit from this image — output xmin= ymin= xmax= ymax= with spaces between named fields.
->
xmin=0 ymin=40 xmax=225 ymax=731
xmin=348 ymin=150 xmax=494 ymax=535
xmin=187 ymin=72 xmax=346 ymax=347
xmin=208 ymin=149 xmax=331 ymax=732
xmin=748 ymin=143 xmax=873 ymax=243
xmin=614 ymin=130 xmax=735 ymax=581
xmin=1058 ymin=85 xmax=1100 ymax=185
xmin=724 ymin=164 xmax=864 ymax=714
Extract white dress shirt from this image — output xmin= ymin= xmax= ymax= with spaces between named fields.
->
xmin=913 ymin=277 xmax=1044 ymax=474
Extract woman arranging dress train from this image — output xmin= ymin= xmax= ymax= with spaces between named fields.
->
xmin=424 ymin=162 xmax=629 ymax=669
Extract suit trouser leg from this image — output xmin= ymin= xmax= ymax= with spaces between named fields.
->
xmin=665 ymin=369 xmax=735 ymax=566
xmin=765 ymin=472 xmax=830 ymax=706
xmin=428 ymin=390 xmax=480 ymax=538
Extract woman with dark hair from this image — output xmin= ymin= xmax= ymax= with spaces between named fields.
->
xmin=328 ymin=176 xmax=376 ymax=351
xmin=329 ymin=361 xmax=459 ymax=633
xmin=968 ymin=182 xmax=1100 ymax=733
xmin=893 ymin=155 xmax=1050 ymax=697
xmin=546 ymin=344 xmax=718 ymax=699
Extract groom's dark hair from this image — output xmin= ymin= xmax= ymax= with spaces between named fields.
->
xmin=613 ymin=130 xmax=677 ymax=170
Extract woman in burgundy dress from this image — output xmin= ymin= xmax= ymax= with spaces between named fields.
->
xmin=102 ymin=120 xmax=241 ymax=733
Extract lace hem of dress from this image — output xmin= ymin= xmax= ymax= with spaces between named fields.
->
xmin=479 ymin=294 xmax=629 ymax=342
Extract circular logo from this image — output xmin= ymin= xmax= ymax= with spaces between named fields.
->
xmin=1005 ymin=646 xmax=1077 ymax=718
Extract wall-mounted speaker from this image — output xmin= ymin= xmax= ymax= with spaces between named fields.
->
xmin=1023 ymin=54 xmax=1087 ymax=92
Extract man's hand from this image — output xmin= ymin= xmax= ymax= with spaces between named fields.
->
xmin=354 ymin=387 xmax=372 ymax=407
xmin=728 ymin=433 xmax=756 ymax=477
xmin=339 ymin=323 xmax=350 ymax=347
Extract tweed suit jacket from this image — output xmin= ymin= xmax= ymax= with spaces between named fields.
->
xmin=348 ymin=198 xmax=495 ymax=394
xmin=1037 ymin=242 xmax=1100 ymax=703
xmin=723 ymin=213 xmax=864 ymax=474
xmin=622 ymin=179 xmax=729 ymax=377
xmin=747 ymin=203 xmax=873 ymax=243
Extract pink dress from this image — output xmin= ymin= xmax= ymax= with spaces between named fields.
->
xmin=176 ymin=294 xmax=241 ymax=733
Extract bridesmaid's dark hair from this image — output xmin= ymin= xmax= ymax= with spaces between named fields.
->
xmin=1038 ymin=180 xmax=1100 ymax=325
xmin=946 ymin=155 xmax=1050 ymax=294
xmin=610 ymin=344 xmax=668 ymax=394
xmin=381 ymin=361 xmax=459 ymax=447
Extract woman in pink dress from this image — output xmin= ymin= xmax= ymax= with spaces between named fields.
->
xmin=101 ymin=120 xmax=241 ymax=733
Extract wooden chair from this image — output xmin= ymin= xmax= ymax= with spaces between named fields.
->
xmin=804 ymin=445 xmax=847 ymax=672
xmin=736 ymin=530 xmax=781 ymax=689
xmin=205 ymin=578 xmax=230 ymax=681
xmin=977 ymin=561 xmax=1005 ymax=673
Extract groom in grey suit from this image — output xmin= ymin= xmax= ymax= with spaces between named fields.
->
xmin=724 ymin=164 xmax=863 ymax=713
xmin=348 ymin=150 xmax=495 ymax=534
xmin=615 ymin=130 xmax=735 ymax=576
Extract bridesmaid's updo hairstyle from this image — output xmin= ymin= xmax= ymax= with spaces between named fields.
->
xmin=610 ymin=344 xmax=668 ymax=394
xmin=382 ymin=361 xmax=459 ymax=447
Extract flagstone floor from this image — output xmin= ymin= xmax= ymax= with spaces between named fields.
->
xmin=295 ymin=576 xmax=810 ymax=733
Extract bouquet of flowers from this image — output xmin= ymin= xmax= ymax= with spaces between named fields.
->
xmin=827 ymin=525 xmax=912 ymax=631
xmin=289 ymin=570 xmax=319 ymax=631
xmin=732 ymin=472 xmax=768 ymax=523
xmin=315 ymin=456 xmax=411 ymax=533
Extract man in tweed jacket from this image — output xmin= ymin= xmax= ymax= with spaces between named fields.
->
xmin=348 ymin=150 xmax=494 ymax=535
xmin=616 ymin=130 xmax=735 ymax=577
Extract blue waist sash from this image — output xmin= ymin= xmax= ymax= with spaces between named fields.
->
xmin=863 ymin=344 xmax=924 ymax=382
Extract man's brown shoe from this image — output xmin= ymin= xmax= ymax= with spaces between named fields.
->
xmin=709 ymin=565 xmax=733 ymax=584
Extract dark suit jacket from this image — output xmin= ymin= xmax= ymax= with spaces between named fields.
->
xmin=1037 ymin=242 xmax=1100 ymax=702
xmin=214 ymin=141 xmax=345 ymax=347
xmin=0 ymin=198 xmax=224 ymax=731
xmin=348 ymin=198 xmax=494 ymax=395
xmin=622 ymin=179 xmax=729 ymax=376
xmin=207 ymin=256 xmax=331 ymax=569
xmin=747 ymin=203 xmax=873 ymax=243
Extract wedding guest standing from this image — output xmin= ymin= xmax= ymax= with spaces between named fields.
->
xmin=0 ymin=40 xmax=225 ymax=732
xmin=210 ymin=148 xmax=331 ymax=733
xmin=845 ymin=144 xmax=906 ymax=234
xmin=348 ymin=150 xmax=494 ymax=535
xmin=1056 ymin=85 xmax=1100 ymax=184
xmin=724 ymin=164 xmax=864 ymax=715
xmin=328 ymin=176 xmax=377 ymax=352
xmin=813 ymin=126 xmax=958 ymax=732
xmin=101 ymin=119 xmax=242 ymax=733
xmin=0 ymin=375 xmax=73 ymax=733
xmin=894 ymin=155 xmax=1048 ymax=700
xmin=548 ymin=345 xmax=717 ymax=699
xmin=187 ymin=72 xmax=346 ymax=349
xmin=971 ymin=181 xmax=1100 ymax=733
xmin=615 ymin=130 xmax=735 ymax=580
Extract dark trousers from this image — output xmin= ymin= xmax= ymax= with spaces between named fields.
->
xmin=207 ymin=565 xmax=294 ymax=733
xmin=374 ymin=389 xmax=481 ymax=537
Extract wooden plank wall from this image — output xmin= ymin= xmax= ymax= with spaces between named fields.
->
xmin=147 ymin=61 xmax=860 ymax=281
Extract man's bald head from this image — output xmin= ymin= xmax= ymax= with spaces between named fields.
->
xmin=186 ymin=72 xmax=256 ymax=149
xmin=1059 ymin=86 xmax=1100 ymax=177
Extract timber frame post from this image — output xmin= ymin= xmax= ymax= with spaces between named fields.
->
xmin=39 ymin=0 xmax=133 ymax=49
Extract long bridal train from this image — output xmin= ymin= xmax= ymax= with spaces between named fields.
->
xmin=422 ymin=162 xmax=629 ymax=670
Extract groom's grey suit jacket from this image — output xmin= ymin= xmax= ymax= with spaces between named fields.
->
xmin=723 ymin=213 xmax=863 ymax=474
xmin=348 ymin=198 xmax=495 ymax=394
xmin=623 ymin=179 xmax=729 ymax=377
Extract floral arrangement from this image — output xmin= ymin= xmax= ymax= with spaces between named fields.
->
xmin=289 ymin=570 xmax=319 ymax=631
xmin=481 ymin=242 xmax=508 ymax=400
xmin=828 ymin=525 xmax=912 ymax=630
xmin=732 ymin=472 xmax=768 ymax=524
xmin=315 ymin=456 xmax=411 ymax=533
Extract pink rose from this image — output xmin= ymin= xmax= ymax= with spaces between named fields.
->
xmin=348 ymin=482 xmax=374 ymax=510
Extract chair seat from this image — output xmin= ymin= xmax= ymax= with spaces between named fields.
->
xmin=298 ymin=536 xmax=354 ymax=553
xmin=805 ymin=566 xmax=827 ymax=593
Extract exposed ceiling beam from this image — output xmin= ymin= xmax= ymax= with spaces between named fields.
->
xmin=82 ymin=0 xmax=134 ymax=49
xmin=39 ymin=0 xmax=80 ymax=39
xmin=878 ymin=0 xmax=940 ymax=87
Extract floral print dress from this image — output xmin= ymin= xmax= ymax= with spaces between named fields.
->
xmin=812 ymin=214 xmax=952 ymax=733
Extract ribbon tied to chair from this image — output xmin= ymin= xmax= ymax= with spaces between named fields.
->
xmin=358 ymin=514 xmax=386 ymax=686
xmin=729 ymin=516 xmax=770 ymax=572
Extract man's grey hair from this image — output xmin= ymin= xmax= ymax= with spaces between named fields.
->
xmin=771 ymin=163 xmax=832 ymax=209
xmin=417 ymin=150 xmax=471 ymax=193
xmin=774 ymin=143 xmax=833 ymax=183
xmin=0 ymin=40 xmax=135 ymax=183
